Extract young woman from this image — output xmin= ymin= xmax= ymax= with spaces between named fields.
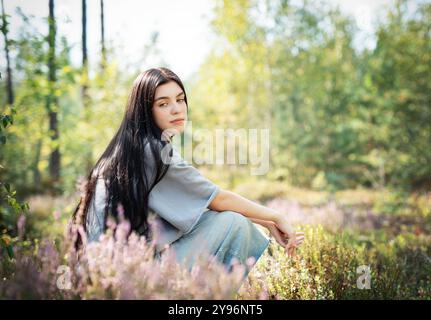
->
xmin=72 ymin=67 xmax=304 ymax=277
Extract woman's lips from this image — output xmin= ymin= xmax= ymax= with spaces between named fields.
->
xmin=170 ymin=119 xmax=185 ymax=124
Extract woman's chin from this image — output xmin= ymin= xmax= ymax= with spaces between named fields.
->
xmin=170 ymin=124 xmax=185 ymax=133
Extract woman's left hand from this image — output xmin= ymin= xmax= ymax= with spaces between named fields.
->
xmin=266 ymin=221 xmax=305 ymax=256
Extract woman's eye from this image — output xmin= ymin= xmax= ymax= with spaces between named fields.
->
xmin=159 ymin=99 xmax=184 ymax=107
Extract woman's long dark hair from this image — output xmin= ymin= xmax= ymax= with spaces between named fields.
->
xmin=71 ymin=67 xmax=188 ymax=249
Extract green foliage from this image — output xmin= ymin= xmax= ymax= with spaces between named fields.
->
xmin=1 ymin=1 xmax=430 ymax=194
xmin=0 ymin=106 xmax=29 ymax=259
xmin=189 ymin=0 xmax=431 ymax=191
xmin=236 ymin=224 xmax=431 ymax=299
xmin=0 ymin=9 xmax=135 ymax=195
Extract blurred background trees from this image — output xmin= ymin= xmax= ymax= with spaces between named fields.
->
xmin=197 ymin=0 xmax=431 ymax=191
xmin=0 ymin=0 xmax=430 ymax=232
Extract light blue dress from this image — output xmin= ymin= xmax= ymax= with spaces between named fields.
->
xmin=86 ymin=142 xmax=270 ymax=278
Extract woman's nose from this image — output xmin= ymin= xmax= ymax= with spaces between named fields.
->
xmin=171 ymin=102 xmax=181 ymax=113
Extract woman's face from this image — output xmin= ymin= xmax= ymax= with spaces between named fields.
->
xmin=152 ymin=81 xmax=187 ymax=138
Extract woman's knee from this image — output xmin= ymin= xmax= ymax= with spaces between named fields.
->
xmin=216 ymin=210 xmax=250 ymax=232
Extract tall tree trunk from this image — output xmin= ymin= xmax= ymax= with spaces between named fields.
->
xmin=82 ymin=0 xmax=87 ymax=71
xmin=47 ymin=0 xmax=60 ymax=190
xmin=1 ymin=0 xmax=14 ymax=106
xmin=100 ymin=0 xmax=106 ymax=69
xmin=81 ymin=0 xmax=89 ymax=107
xmin=32 ymin=139 xmax=42 ymax=189
xmin=82 ymin=0 xmax=92 ymax=174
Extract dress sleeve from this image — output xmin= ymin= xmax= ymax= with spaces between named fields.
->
xmin=148 ymin=146 xmax=220 ymax=235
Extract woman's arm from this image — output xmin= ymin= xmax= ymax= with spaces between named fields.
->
xmin=248 ymin=217 xmax=273 ymax=228
xmin=209 ymin=189 xmax=304 ymax=256
xmin=209 ymin=189 xmax=281 ymax=224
